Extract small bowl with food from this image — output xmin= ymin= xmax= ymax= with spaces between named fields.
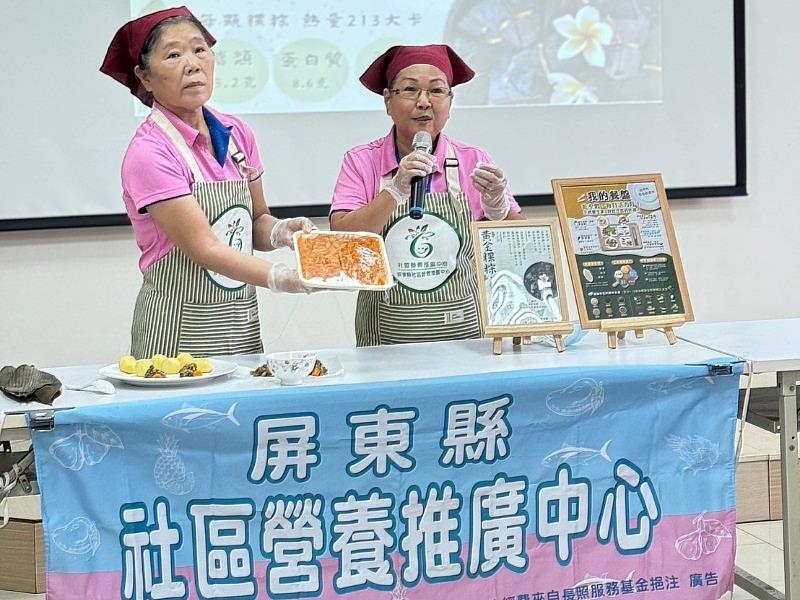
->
xmin=264 ymin=351 xmax=317 ymax=386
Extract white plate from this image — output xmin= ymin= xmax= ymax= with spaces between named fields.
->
xmin=240 ymin=370 xmax=281 ymax=386
xmin=238 ymin=353 xmax=344 ymax=382
xmin=98 ymin=360 xmax=238 ymax=387
xmin=230 ymin=362 xmax=280 ymax=382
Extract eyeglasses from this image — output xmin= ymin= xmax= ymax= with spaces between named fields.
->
xmin=390 ymin=86 xmax=453 ymax=101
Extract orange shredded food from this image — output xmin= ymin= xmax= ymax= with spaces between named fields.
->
xmin=297 ymin=233 xmax=389 ymax=286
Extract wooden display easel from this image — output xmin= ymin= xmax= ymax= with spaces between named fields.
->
xmin=511 ymin=336 xmax=532 ymax=347
xmin=552 ymin=174 xmax=694 ymax=351
xmin=598 ymin=316 xmax=685 ymax=349
xmin=472 ymin=219 xmax=575 ymax=356
xmin=491 ymin=322 xmax=575 ymax=355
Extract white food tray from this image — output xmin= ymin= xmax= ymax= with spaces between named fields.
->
xmin=294 ymin=230 xmax=394 ymax=291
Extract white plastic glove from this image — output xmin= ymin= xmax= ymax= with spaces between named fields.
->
xmin=266 ymin=263 xmax=314 ymax=294
xmin=269 ymin=217 xmax=316 ymax=250
xmin=471 ymin=161 xmax=510 ymax=220
xmin=384 ymin=150 xmax=437 ymax=207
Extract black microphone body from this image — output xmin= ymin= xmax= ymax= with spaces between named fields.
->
xmin=409 ymin=175 xmax=428 ymax=220
xmin=409 ymin=131 xmax=433 ymax=220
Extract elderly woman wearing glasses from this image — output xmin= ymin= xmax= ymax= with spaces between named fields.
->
xmin=330 ymin=44 xmax=523 ymax=347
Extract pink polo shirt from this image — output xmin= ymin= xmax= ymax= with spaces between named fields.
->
xmin=121 ymin=101 xmax=264 ymax=272
xmin=330 ymin=129 xmax=520 ymax=220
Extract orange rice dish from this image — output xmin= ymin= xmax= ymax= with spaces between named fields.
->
xmin=297 ymin=233 xmax=390 ymax=287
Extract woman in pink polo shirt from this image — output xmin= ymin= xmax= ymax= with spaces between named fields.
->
xmin=101 ymin=7 xmax=314 ymax=358
xmin=330 ymin=45 xmax=523 ymax=346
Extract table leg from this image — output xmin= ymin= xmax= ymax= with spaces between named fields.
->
xmin=736 ymin=566 xmax=785 ymax=600
xmin=779 ymin=371 xmax=800 ymax=599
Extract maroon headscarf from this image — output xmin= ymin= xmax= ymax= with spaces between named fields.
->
xmin=359 ymin=44 xmax=475 ymax=95
xmin=99 ymin=6 xmax=215 ymax=106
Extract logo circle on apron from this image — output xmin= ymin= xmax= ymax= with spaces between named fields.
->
xmin=384 ymin=213 xmax=461 ymax=292
xmin=206 ymin=205 xmax=253 ymax=290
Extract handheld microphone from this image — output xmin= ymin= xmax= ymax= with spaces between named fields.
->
xmin=409 ymin=131 xmax=432 ymax=220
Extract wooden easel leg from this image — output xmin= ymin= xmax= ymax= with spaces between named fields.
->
xmin=617 ymin=330 xmax=626 ymax=340
xmin=523 ymin=336 xmax=532 ymax=345
xmin=664 ymin=327 xmax=677 ymax=345
xmin=512 ymin=336 xmax=522 ymax=347
xmin=554 ymin=335 xmax=566 ymax=353
xmin=493 ymin=337 xmax=503 ymax=355
xmin=635 ymin=329 xmax=644 ymax=339
xmin=607 ymin=332 xmax=617 ymax=349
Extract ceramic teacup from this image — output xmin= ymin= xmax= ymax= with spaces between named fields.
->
xmin=264 ymin=351 xmax=317 ymax=386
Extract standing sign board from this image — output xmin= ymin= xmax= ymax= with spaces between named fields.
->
xmin=552 ymin=174 xmax=693 ymax=348
xmin=472 ymin=219 xmax=573 ymax=353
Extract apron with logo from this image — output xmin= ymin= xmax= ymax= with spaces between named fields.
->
xmin=130 ymin=108 xmax=263 ymax=358
xmin=355 ymin=144 xmax=482 ymax=346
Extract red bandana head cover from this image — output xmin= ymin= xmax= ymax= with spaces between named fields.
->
xmin=359 ymin=44 xmax=475 ymax=94
xmin=100 ymin=6 xmax=215 ymax=106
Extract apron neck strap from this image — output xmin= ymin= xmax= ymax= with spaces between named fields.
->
xmin=149 ymin=108 xmax=205 ymax=183
xmin=443 ymin=142 xmax=461 ymax=196
xmin=227 ymin=138 xmax=252 ymax=180
xmin=149 ymin=108 xmax=251 ymax=183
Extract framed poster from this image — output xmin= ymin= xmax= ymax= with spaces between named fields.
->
xmin=472 ymin=219 xmax=573 ymax=353
xmin=552 ymin=174 xmax=693 ymax=342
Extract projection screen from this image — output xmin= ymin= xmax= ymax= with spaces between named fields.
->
xmin=0 ymin=0 xmax=745 ymax=230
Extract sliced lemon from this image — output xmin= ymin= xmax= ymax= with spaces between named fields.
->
xmin=134 ymin=359 xmax=153 ymax=377
xmin=162 ymin=357 xmax=182 ymax=375
xmin=195 ymin=358 xmax=213 ymax=373
xmin=176 ymin=352 xmax=194 ymax=367
xmin=151 ymin=354 xmax=167 ymax=370
xmin=118 ymin=355 xmax=137 ymax=374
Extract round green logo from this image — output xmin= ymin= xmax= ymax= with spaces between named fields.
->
xmin=407 ymin=224 xmax=435 ymax=258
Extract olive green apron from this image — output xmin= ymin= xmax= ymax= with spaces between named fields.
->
xmin=355 ymin=143 xmax=482 ymax=346
xmin=130 ymin=108 xmax=262 ymax=358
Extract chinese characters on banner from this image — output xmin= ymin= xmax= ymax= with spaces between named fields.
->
xmin=33 ymin=361 xmax=739 ymax=599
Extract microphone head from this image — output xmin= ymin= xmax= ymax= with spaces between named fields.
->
xmin=412 ymin=131 xmax=432 ymax=153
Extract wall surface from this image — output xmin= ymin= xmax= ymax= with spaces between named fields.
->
xmin=1 ymin=3 xmax=797 ymax=368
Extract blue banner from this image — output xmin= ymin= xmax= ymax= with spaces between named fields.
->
xmin=33 ymin=361 xmax=742 ymax=600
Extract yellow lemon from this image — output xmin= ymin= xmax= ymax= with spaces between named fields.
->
xmin=151 ymin=354 xmax=167 ymax=370
xmin=118 ymin=355 xmax=137 ymax=374
xmin=162 ymin=357 xmax=181 ymax=375
xmin=134 ymin=359 xmax=153 ymax=377
xmin=195 ymin=358 xmax=213 ymax=373
xmin=176 ymin=352 xmax=194 ymax=367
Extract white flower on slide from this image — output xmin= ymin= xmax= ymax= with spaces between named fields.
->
xmin=553 ymin=6 xmax=614 ymax=67
xmin=548 ymin=73 xmax=598 ymax=104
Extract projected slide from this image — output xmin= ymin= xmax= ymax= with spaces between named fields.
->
xmin=11 ymin=0 xmax=742 ymax=226
xmin=133 ymin=0 xmax=662 ymax=114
